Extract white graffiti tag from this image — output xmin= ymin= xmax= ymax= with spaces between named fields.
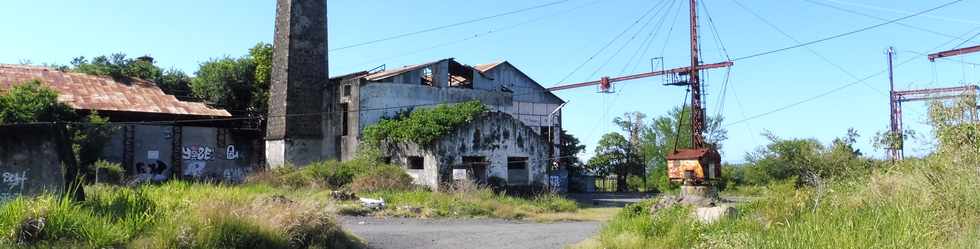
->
xmin=2 ymin=171 xmax=27 ymax=191
xmin=182 ymin=145 xmax=214 ymax=161
xmin=226 ymin=145 xmax=240 ymax=160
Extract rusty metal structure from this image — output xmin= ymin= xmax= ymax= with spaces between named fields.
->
xmin=547 ymin=0 xmax=729 ymax=186
xmin=888 ymin=45 xmax=980 ymax=161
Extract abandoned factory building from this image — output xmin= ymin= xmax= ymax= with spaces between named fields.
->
xmin=0 ymin=64 xmax=262 ymax=184
xmin=326 ymin=59 xmax=566 ymax=188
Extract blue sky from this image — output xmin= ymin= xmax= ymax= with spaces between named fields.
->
xmin=2 ymin=0 xmax=979 ymax=162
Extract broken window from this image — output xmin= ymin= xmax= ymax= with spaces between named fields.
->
xmin=540 ymin=126 xmax=553 ymax=144
xmin=408 ymin=156 xmax=424 ymax=170
xmin=448 ymin=62 xmax=474 ymax=88
xmin=342 ymin=84 xmax=352 ymax=97
xmin=462 ymin=156 xmax=489 ymax=183
xmin=421 ymin=67 xmax=434 ymax=86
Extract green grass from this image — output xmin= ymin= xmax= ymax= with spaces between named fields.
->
xmin=582 ymin=155 xmax=980 ymax=249
xmin=360 ymin=187 xmax=578 ymax=219
xmin=0 ymin=182 xmax=364 ymax=249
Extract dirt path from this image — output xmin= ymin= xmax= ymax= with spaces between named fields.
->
xmin=339 ymin=216 xmax=601 ymax=249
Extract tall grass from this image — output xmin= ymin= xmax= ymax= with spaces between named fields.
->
xmin=586 ymin=154 xmax=980 ymax=249
xmin=0 ymin=182 xmax=364 ymax=248
xmin=362 ymin=184 xmax=578 ymax=219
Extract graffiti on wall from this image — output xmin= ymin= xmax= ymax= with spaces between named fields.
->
xmin=133 ymin=160 xmax=171 ymax=183
xmin=222 ymin=167 xmax=250 ymax=183
xmin=182 ymin=145 xmax=214 ymax=161
xmin=225 ymin=145 xmax=240 ymax=160
xmin=1 ymin=171 xmax=27 ymax=202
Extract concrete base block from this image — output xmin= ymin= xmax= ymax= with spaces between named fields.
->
xmin=694 ymin=204 xmax=737 ymax=224
xmin=266 ymin=138 xmax=323 ymax=168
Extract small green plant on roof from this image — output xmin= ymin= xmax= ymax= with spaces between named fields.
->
xmin=362 ymin=101 xmax=488 ymax=148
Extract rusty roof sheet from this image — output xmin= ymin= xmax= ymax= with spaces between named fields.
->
xmin=0 ymin=64 xmax=231 ymax=117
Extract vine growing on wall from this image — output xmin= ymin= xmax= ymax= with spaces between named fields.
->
xmin=361 ymin=101 xmax=488 ymax=150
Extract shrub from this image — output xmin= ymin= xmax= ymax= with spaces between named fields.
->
xmin=350 ymin=165 xmax=414 ymax=192
xmin=361 ymin=101 xmax=488 ymax=146
xmin=93 ymin=160 xmax=126 ymax=184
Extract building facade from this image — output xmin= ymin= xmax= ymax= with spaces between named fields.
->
xmin=325 ymin=59 xmax=565 ymax=187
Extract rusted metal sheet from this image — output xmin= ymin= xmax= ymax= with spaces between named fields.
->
xmin=0 ymin=64 xmax=230 ymax=117
xmin=667 ymin=148 xmax=721 ymax=184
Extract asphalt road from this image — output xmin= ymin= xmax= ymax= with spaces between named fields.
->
xmin=339 ymin=216 xmax=601 ymax=249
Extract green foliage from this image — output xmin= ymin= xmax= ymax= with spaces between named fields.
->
xmin=71 ymin=112 xmax=117 ymax=178
xmin=92 ymin=160 xmax=126 ymax=184
xmin=350 ymin=165 xmax=414 ymax=192
xmin=188 ymin=42 xmax=272 ymax=116
xmin=740 ymin=129 xmax=877 ymax=186
xmin=70 ymin=54 xmax=194 ymax=98
xmin=364 ymin=187 xmax=578 ymax=219
xmin=559 ymin=129 xmax=587 ymax=174
xmin=249 ymin=43 xmax=273 ymax=116
xmin=361 ymin=101 xmax=489 ymax=147
xmin=587 ymin=132 xmax=644 ymax=191
xmin=0 ymin=182 xmax=366 ymax=248
xmin=190 ymin=57 xmax=257 ymax=113
xmin=0 ymin=80 xmax=76 ymax=124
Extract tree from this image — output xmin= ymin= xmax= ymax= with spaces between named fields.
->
xmin=189 ymin=42 xmax=273 ymax=116
xmin=559 ymin=129 xmax=587 ymax=175
xmin=190 ymin=57 xmax=257 ymax=113
xmin=587 ymin=132 xmax=642 ymax=192
xmin=0 ymin=80 xmax=76 ymax=124
xmin=249 ymin=43 xmax=273 ymax=116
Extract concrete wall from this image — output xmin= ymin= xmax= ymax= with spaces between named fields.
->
xmin=385 ymin=112 xmax=551 ymax=189
xmin=0 ymin=127 xmax=68 ymax=201
xmin=101 ymin=125 xmax=261 ymax=183
xmin=181 ymin=127 xmax=255 ymax=183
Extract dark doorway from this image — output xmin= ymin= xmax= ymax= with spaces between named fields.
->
xmin=462 ymin=156 xmax=489 ymax=184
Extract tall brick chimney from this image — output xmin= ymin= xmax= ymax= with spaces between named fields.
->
xmin=265 ymin=0 xmax=328 ymax=167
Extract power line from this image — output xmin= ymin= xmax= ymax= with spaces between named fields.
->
xmin=733 ymin=0 xmax=967 ymax=62
xmin=329 ymin=0 xmax=573 ymax=52
xmin=588 ymin=1 xmax=671 ymax=80
xmin=724 ymin=21 xmax=980 ymax=128
xmin=800 ymin=0 xmax=963 ymax=41
xmin=352 ymin=0 xmax=603 ymax=67
xmin=555 ymin=2 xmax=663 ymax=85
xmin=820 ymin=0 xmax=980 ymax=25
xmin=731 ymin=0 xmax=886 ymax=96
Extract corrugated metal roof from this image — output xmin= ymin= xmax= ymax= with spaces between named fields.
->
xmin=363 ymin=59 xmax=449 ymax=81
xmin=0 ymin=64 xmax=231 ymax=117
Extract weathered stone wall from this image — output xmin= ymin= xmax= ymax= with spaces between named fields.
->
xmin=0 ymin=126 xmax=69 ymax=201
xmin=266 ymin=0 xmax=328 ymax=167
xmin=385 ymin=112 xmax=551 ymax=189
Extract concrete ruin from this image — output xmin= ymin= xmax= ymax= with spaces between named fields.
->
xmin=382 ymin=112 xmax=553 ymax=189
xmin=0 ymin=126 xmax=73 ymax=202
xmin=326 ymin=59 xmax=565 ymax=188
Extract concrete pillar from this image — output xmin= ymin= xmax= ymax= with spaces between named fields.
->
xmin=266 ymin=0 xmax=328 ymax=168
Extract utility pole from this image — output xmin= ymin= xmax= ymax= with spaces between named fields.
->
xmin=887 ymin=47 xmax=903 ymax=161
xmin=689 ymin=0 xmax=706 ymax=149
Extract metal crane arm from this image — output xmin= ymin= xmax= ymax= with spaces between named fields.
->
xmin=928 ymin=45 xmax=980 ymax=61
xmin=546 ymin=61 xmax=733 ymax=92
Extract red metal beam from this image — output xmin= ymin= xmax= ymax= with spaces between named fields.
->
xmin=894 ymin=85 xmax=977 ymax=98
xmin=928 ymin=45 xmax=980 ymax=61
xmin=546 ymin=61 xmax=733 ymax=92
